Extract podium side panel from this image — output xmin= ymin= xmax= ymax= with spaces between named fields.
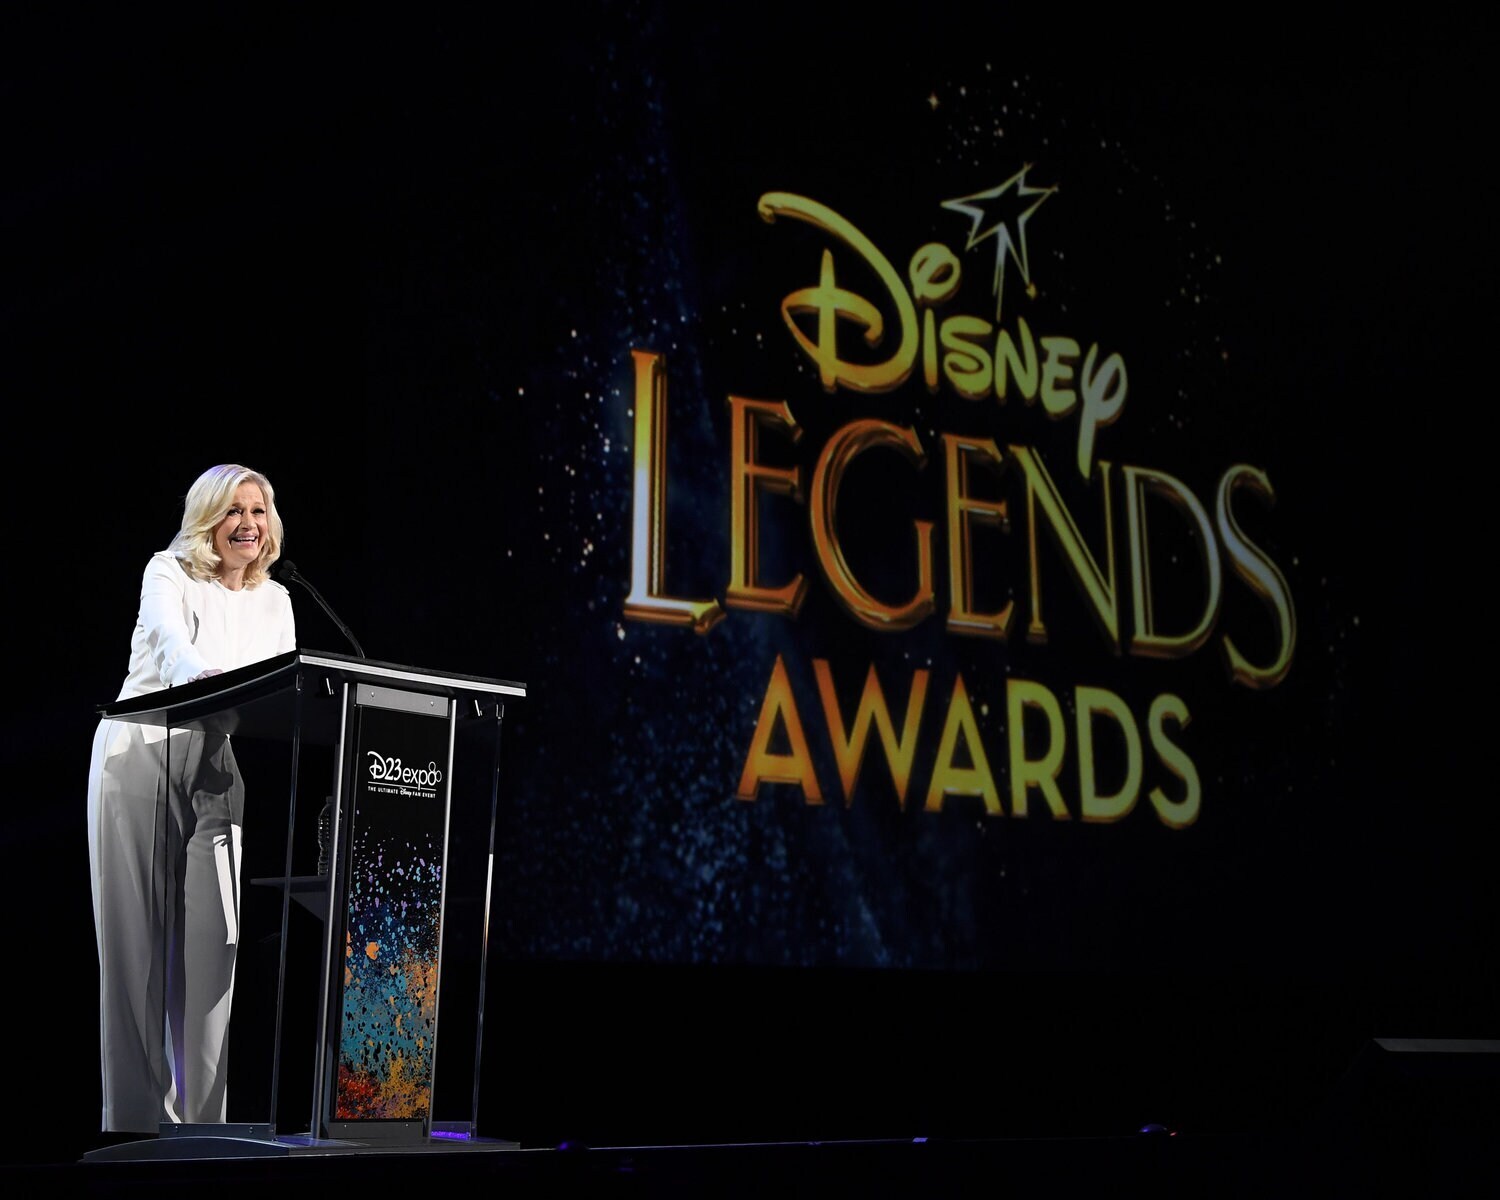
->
xmin=325 ymin=698 xmax=452 ymax=1137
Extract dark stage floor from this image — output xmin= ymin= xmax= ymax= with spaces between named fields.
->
xmin=6 ymin=1121 xmax=1496 ymax=1198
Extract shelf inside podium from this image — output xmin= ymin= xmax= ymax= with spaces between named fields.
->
xmin=251 ymin=874 xmax=331 ymax=918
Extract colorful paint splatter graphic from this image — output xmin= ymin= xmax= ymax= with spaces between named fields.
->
xmin=335 ymin=823 xmax=444 ymax=1120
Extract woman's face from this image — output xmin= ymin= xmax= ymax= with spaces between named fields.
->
xmin=213 ymin=482 xmax=269 ymax=578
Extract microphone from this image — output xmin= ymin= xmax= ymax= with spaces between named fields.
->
xmin=273 ymin=558 xmax=366 ymax=659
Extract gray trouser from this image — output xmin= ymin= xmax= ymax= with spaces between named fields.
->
xmin=88 ymin=721 xmax=244 ymax=1132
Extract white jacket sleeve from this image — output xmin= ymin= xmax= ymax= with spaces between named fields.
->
xmin=138 ymin=554 xmax=214 ymax=688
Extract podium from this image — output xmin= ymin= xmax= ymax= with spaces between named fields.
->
xmin=85 ymin=649 xmax=526 ymax=1161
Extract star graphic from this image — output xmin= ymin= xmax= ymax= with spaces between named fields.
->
xmin=941 ymin=166 xmax=1057 ymax=321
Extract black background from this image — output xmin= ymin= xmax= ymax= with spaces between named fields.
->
xmin=2 ymin=2 xmax=1492 ymax=1158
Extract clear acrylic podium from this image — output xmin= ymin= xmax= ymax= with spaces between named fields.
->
xmin=85 ymin=649 xmax=526 ymax=1161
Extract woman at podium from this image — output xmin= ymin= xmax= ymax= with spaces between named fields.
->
xmin=86 ymin=464 xmax=297 ymax=1133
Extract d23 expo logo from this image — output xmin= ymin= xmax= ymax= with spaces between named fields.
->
xmin=623 ymin=170 xmax=1296 ymax=830
xmin=365 ymin=751 xmax=444 ymax=799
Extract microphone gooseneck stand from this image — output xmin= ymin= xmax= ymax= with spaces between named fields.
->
xmin=276 ymin=559 xmax=366 ymax=659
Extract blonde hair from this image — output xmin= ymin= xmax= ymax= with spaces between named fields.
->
xmin=168 ymin=464 xmax=285 ymax=587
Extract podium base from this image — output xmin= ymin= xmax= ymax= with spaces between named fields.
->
xmin=81 ymin=1122 xmax=520 ymax=1163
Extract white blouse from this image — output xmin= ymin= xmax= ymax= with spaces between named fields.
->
xmin=114 ymin=550 xmax=297 ymax=702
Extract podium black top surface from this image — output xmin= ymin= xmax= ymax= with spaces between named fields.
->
xmin=97 ymin=649 xmax=526 ymax=745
